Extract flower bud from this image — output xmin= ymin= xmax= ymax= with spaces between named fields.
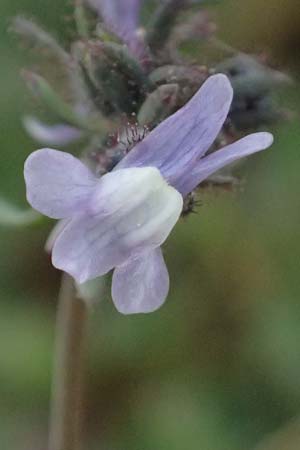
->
xmin=149 ymin=64 xmax=208 ymax=106
xmin=75 ymin=40 xmax=150 ymax=115
xmin=217 ymin=54 xmax=291 ymax=129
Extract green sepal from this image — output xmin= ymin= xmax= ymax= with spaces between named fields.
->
xmin=100 ymin=42 xmax=151 ymax=92
xmin=138 ymin=83 xmax=179 ymax=127
xmin=146 ymin=0 xmax=187 ymax=53
xmin=150 ymin=65 xmax=203 ymax=85
xmin=77 ymin=40 xmax=153 ymax=116
xmin=11 ymin=16 xmax=70 ymax=65
xmin=74 ymin=0 xmax=90 ymax=39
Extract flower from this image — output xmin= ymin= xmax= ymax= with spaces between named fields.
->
xmin=23 ymin=117 xmax=83 ymax=147
xmin=24 ymin=74 xmax=273 ymax=314
xmin=86 ymin=0 xmax=145 ymax=61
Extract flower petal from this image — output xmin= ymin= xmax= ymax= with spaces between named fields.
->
xmin=117 ymin=74 xmax=233 ymax=185
xmin=24 ymin=149 xmax=97 ymax=219
xmin=23 ymin=117 xmax=82 ymax=147
xmin=88 ymin=0 xmax=146 ymax=61
xmin=177 ymin=132 xmax=274 ymax=196
xmin=45 ymin=219 xmax=70 ymax=253
xmin=87 ymin=0 xmax=143 ymax=58
xmin=52 ymin=167 xmax=182 ymax=283
xmin=87 ymin=0 xmax=141 ymax=35
xmin=112 ymin=247 xmax=169 ymax=314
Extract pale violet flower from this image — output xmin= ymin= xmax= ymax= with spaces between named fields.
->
xmin=86 ymin=0 xmax=146 ymax=61
xmin=24 ymin=74 xmax=273 ymax=314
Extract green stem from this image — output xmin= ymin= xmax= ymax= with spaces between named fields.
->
xmin=49 ymin=273 xmax=88 ymax=450
xmin=74 ymin=0 xmax=90 ymax=39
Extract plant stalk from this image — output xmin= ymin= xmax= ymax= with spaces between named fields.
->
xmin=49 ymin=273 xmax=88 ymax=450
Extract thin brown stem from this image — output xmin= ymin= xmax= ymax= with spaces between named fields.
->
xmin=49 ymin=273 xmax=88 ymax=450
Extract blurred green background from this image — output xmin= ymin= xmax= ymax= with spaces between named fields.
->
xmin=1 ymin=1 xmax=300 ymax=449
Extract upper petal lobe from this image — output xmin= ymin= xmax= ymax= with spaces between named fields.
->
xmin=176 ymin=132 xmax=274 ymax=196
xmin=24 ymin=148 xmax=97 ymax=219
xmin=117 ymin=74 xmax=233 ymax=187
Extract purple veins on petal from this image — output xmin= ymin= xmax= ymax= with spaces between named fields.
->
xmin=24 ymin=148 xmax=97 ymax=219
xmin=116 ymin=74 xmax=233 ymax=187
xmin=176 ymin=132 xmax=274 ymax=196
xmin=23 ymin=117 xmax=83 ymax=147
xmin=49 ymin=166 xmax=182 ymax=284
xmin=112 ymin=247 xmax=169 ymax=314
xmin=24 ymin=149 xmax=182 ymax=285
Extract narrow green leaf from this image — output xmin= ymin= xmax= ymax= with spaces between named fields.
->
xmin=146 ymin=0 xmax=187 ymax=53
xmin=22 ymin=71 xmax=112 ymax=134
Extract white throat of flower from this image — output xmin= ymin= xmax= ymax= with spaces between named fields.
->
xmin=89 ymin=166 xmax=183 ymax=255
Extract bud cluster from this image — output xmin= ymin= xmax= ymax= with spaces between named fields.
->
xmin=13 ymin=0 xmax=288 ymax=184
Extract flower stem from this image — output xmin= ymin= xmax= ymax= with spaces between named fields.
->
xmin=49 ymin=273 xmax=88 ymax=450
